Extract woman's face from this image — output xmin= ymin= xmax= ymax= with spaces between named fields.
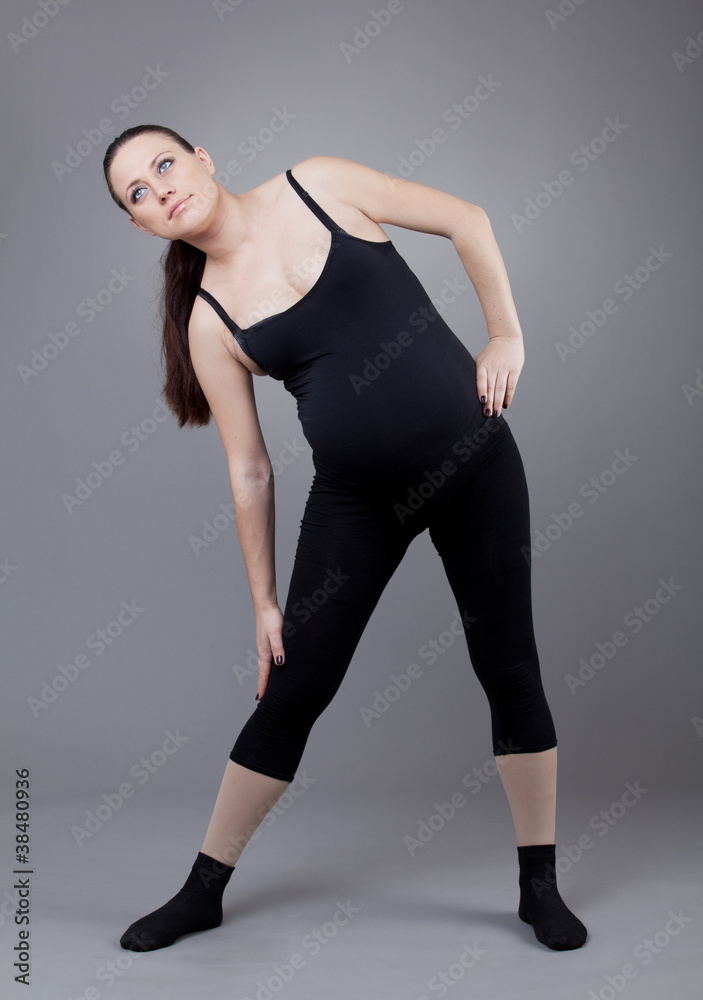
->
xmin=108 ymin=132 xmax=218 ymax=239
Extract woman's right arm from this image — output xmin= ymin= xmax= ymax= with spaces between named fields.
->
xmin=188 ymin=299 xmax=285 ymax=700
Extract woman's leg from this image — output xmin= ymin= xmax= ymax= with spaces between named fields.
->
xmin=494 ymin=746 xmax=557 ymax=845
xmin=200 ymin=761 xmax=291 ymax=866
xmin=427 ymin=426 xmax=558 ymax=762
xmin=427 ymin=424 xmax=586 ymax=949
xmin=121 ymin=479 xmax=413 ymax=951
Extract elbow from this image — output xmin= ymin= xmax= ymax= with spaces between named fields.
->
xmin=451 ymin=204 xmax=491 ymax=242
xmin=229 ymin=459 xmax=273 ymax=498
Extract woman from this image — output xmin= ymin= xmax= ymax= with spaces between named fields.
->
xmin=103 ymin=124 xmax=587 ymax=953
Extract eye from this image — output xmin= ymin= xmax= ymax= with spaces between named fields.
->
xmin=130 ymin=158 xmax=174 ymax=204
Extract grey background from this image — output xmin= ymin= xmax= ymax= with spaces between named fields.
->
xmin=1 ymin=0 xmax=701 ymax=997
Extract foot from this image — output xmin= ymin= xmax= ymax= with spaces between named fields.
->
xmin=120 ymin=852 xmax=234 ymax=952
xmin=517 ymin=844 xmax=587 ymax=950
xmin=120 ymin=888 xmax=223 ymax=951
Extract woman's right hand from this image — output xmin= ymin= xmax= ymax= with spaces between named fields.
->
xmin=254 ymin=603 xmax=285 ymax=701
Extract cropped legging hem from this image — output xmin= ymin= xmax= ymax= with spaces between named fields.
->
xmin=228 ymin=753 xmax=297 ymax=784
xmin=229 ymin=739 xmax=559 ymax=781
xmin=493 ymin=738 xmax=558 ymax=756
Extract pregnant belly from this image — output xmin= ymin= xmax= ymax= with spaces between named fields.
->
xmin=296 ymin=357 xmax=489 ymax=485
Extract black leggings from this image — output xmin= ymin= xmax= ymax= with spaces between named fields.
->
xmin=230 ymin=418 xmax=557 ymax=783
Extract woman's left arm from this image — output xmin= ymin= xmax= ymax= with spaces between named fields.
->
xmin=300 ymin=155 xmax=525 ymax=417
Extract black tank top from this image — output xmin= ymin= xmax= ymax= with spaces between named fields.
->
xmin=197 ymin=168 xmax=495 ymax=487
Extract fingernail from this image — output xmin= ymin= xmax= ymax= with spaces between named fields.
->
xmin=485 ymin=408 xmax=491 ymax=416
xmin=255 ymin=693 xmax=260 ymax=701
xmin=480 ymin=395 xmax=486 ymax=403
xmin=275 ymin=655 xmax=283 ymax=665
xmin=493 ymin=410 xmax=498 ymax=417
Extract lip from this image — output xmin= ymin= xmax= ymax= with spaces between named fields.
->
xmin=170 ymin=196 xmax=190 ymax=219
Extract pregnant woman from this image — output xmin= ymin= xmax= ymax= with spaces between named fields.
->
xmin=103 ymin=124 xmax=587 ymax=953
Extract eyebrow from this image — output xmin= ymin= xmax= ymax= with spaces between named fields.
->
xmin=125 ymin=151 xmax=172 ymax=198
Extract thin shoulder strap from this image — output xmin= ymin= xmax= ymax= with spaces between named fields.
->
xmin=197 ymin=171 xmax=345 ymax=328
xmin=286 ymin=169 xmax=345 ymax=234
xmin=197 ymin=287 xmax=239 ymax=333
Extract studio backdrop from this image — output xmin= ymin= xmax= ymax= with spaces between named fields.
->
xmin=2 ymin=0 xmax=701 ymax=818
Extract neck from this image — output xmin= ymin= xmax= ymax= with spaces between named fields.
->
xmin=181 ymin=186 xmax=256 ymax=263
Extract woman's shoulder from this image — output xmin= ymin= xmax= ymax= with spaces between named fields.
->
xmin=240 ymin=156 xmax=351 ymax=213
xmin=285 ymin=155 xmax=370 ymax=194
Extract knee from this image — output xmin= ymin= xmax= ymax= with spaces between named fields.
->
xmin=256 ymin=679 xmax=334 ymax=731
xmin=479 ymin=656 xmax=545 ymax=703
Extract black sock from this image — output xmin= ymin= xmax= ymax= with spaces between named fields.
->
xmin=517 ymin=844 xmax=587 ymax=950
xmin=120 ymin=852 xmax=235 ymax=952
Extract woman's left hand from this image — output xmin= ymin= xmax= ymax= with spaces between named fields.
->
xmin=473 ymin=336 xmax=525 ymax=417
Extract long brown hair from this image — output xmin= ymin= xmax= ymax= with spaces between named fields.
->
xmin=103 ymin=124 xmax=211 ymax=428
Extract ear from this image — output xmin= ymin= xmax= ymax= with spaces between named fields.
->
xmin=129 ymin=216 xmax=155 ymax=236
xmin=194 ymin=145 xmax=216 ymax=176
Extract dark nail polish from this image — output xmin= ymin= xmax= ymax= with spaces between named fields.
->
xmin=480 ymin=395 xmax=486 ymax=403
xmin=255 ymin=693 xmax=260 ymax=701
xmin=493 ymin=410 xmax=498 ymax=417
xmin=485 ymin=408 xmax=491 ymax=416
xmin=275 ymin=655 xmax=283 ymax=665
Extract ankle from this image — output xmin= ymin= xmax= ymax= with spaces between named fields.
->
xmin=515 ymin=843 xmax=587 ymax=950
